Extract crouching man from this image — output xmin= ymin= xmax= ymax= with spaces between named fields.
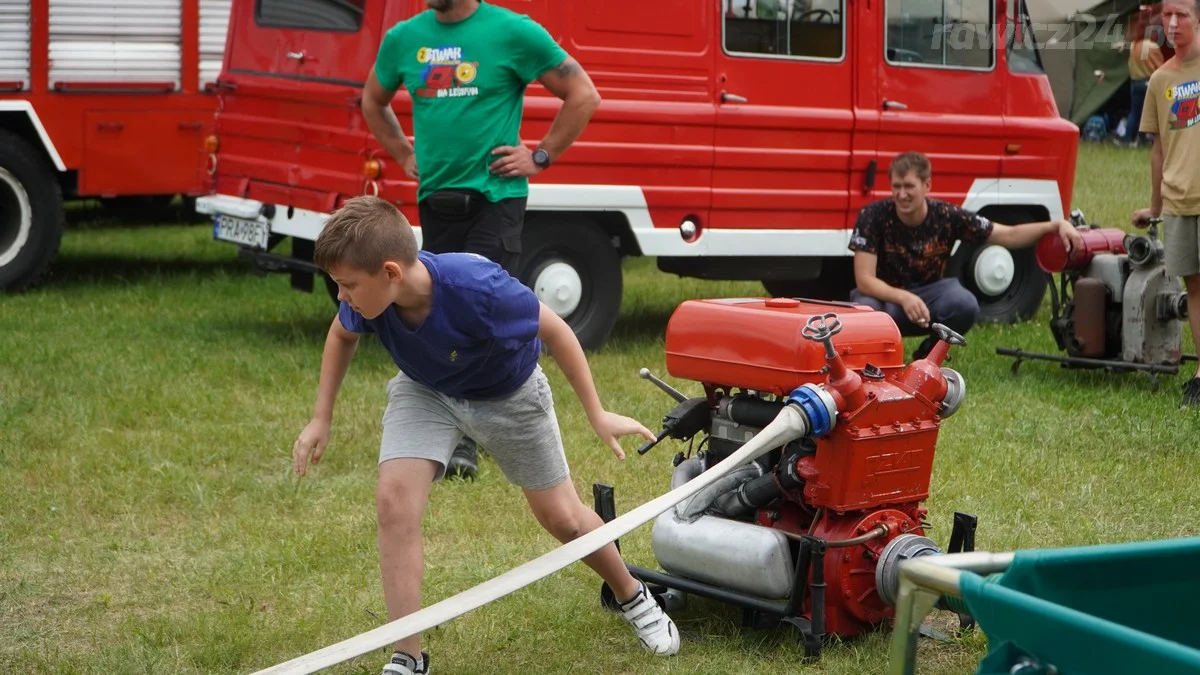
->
xmin=849 ymin=151 xmax=1083 ymax=359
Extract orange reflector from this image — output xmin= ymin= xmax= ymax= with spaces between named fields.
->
xmin=362 ymin=158 xmax=381 ymax=179
xmin=1005 ymin=143 xmax=1021 ymax=154
xmin=204 ymin=135 xmax=219 ymax=153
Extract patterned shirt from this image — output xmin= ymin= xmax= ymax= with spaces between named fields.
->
xmin=848 ymin=198 xmax=994 ymax=288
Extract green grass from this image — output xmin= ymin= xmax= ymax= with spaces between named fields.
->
xmin=3 ymin=142 xmax=1198 ymax=674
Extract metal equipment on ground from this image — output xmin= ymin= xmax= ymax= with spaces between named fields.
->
xmin=597 ymin=297 xmax=977 ymax=657
xmin=996 ymin=210 xmax=1196 ymax=390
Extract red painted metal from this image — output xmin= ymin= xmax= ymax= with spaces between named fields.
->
xmin=664 ymin=299 xmax=959 ymax=642
xmin=809 ymin=508 xmax=928 ymax=636
xmin=663 ymin=298 xmax=906 ymax=397
xmin=208 ymin=0 xmax=1078 ymax=236
xmin=0 ymin=0 xmax=218 ymax=199
xmin=1036 ymin=227 xmax=1128 ymax=273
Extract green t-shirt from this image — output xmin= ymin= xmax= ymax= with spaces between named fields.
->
xmin=374 ymin=2 xmax=567 ymax=202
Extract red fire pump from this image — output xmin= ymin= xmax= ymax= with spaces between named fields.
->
xmin=594 ymin=298 xmax=978 ymax=656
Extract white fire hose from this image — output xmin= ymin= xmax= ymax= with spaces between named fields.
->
xmin=253 ymin=399 xmax=820 ymax=674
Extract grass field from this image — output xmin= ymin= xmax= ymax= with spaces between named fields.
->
xmin=3 ymin=142 xmax=1198 ymax=675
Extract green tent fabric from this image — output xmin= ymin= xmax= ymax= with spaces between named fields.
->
xmin=961 ymin=537 xmax=1200 ymax=675
xmin=1066 ymin=11 xmax=1136 ymax=125
xmin=1027 ymin=0 xmax=1150 ymax=124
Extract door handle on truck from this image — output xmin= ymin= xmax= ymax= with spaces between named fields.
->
xmin=882 ymin=99 xmax=908 ymax=110
xmin=720 ymin=91 xmax=748 ymax=104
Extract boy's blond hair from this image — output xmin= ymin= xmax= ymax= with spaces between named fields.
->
xmin=314 ymin=196 xmax=419 ymax=272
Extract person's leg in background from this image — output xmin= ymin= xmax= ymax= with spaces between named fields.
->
xmin=417 ymin=196 xmax=486 ymax=480
xmin=1162 ymin=215 xmax=1200 ymax=407
xmin=849 ymin=288 xmax=927 ymax=338
xmin=1126 ymin=78 xmax=1149 ymax=146
xmin=905 ymin=277 xmax=979 ymax=359
xmin=419 ymin=194 xmax=530 ymax=478
xmin=462 ymin=197 xmax=526 ymax=276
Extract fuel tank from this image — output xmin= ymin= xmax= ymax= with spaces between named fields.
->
xmin=664 ymin=298 xmax=905 ymax=395
xmin=651 ymin=510 xmax=796 ymax=600
xmin=651 ymin=456 xmax=796 ymax=599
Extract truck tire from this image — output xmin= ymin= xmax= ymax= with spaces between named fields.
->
xmin=951 ymin=239 xmax=1047 ymax=323
xmin=0 ymin=130 xmax=64 ymax=292
xmin=517 ymin=218 xmax=622 ymax=351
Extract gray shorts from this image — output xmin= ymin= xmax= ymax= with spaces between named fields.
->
xmin=379 ymin=363 xmax=570 ymax=491
xmin=1163 ymin=214 xmax=1200 ymax=278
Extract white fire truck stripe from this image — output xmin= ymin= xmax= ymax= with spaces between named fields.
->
xmin=198 ymin=177 xmax=1062 ymax=260
xmin=0 ymin=101 xmax=67 ymax=171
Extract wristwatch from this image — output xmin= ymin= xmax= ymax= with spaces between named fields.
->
xmin=532 ymin=147 xmax=552 ymax=170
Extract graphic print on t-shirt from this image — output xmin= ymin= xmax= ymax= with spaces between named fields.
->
xmin=1166 ymin=79 xmax=1200 ymax=130
xmin=415 ymin=45 xmax=479 ymax=99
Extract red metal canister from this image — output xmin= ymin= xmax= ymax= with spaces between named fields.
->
xmin=1036 ymin=227 xmax=1127 ymax=273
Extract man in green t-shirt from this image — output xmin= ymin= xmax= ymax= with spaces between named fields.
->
xmin=362 ymin=0 xmax=601 ymax=480
xmin=1133 ymin=0 xmax=1200 ymax=407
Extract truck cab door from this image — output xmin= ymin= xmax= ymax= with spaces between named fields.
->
xmin=875 ymin=0 xmax=1003 ymax=201
xmin=713 ymin=0 xmax=854 ymax=255
xmin=228 ymin=0 xmax=384 ymax=84
xmin=214 ymin=0 xmax=387 ymax=212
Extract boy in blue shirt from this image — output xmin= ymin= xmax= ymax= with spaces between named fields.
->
xmin=291 ymin=196 xmax=680 ymax=674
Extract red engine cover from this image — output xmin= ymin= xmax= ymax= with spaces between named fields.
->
xmin=798 ymin=378 xmax=941 ymax=512
xmin=663 ymin=298 xmax=905 ymax=396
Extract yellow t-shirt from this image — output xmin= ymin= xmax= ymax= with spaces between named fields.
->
xmin=1141 ymin=56 xmax=1200 ymax=216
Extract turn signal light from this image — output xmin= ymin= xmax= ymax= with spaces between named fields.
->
xmin=204 ymin=134 xmax=219 ymax=153
xmin=362 ymin=158 xmax=381 ymax=179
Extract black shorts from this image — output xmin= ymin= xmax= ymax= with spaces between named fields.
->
xmin=418 ymin=189 xmax=527 ymax=275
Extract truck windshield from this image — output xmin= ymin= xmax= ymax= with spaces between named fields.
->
xmin=255 ymin=0 xmax=365 ymax=33
xmin=1007 ymin=0 xmax=1044 ymax=73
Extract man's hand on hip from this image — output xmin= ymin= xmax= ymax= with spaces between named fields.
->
xmin=490 ymin=145 xmax=542 ymax=178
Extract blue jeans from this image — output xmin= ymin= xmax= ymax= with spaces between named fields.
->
xmin=850 ymin=277 xmax=980 ymax=338
xmin=1124 ymin=78 xmax=1149 ymax=141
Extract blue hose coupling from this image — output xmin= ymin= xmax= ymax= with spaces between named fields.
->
xmin=786 ymin=383 xmax=838 ymax=438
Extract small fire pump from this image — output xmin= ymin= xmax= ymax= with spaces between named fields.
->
xmin=996 ymin=210 xmax=1195 ymax=389
xmin=593 ymin=298 xmax=978 ymax=657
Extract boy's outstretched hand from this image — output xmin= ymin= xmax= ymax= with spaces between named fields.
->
xmin=590 ymin=411 xmax=656 ymax=461
xmin=293 ymin=418 xmax=331 ymax=476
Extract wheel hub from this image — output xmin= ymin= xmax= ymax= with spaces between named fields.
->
xmin=533 ymin=261 xmax=583 ymax=317
xmin=0 ymin=167 xmax=31 ymax=268
xmin=973 ymin=245 xmax=1015 ymax=296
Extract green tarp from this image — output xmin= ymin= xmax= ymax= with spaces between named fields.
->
xmin=1066 ymin=13 xmax=1135 ymax=125
xmin=962 ymin=536 xmax=1200 ymax=675
xmin=1029 ymin=0 xmax=1152 ymax=124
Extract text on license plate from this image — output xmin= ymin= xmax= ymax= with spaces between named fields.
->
xmin=213 ymin=214 xmax=270 ymax=249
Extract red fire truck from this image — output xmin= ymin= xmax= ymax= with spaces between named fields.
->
xmin=0 ymin=0 xmax=232 ymax=291
xmin=197 ymin=0 xmax=1079 ymax=350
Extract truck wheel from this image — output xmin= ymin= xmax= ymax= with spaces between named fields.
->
xmin=953 ymin=242 xmax=1047 ymax=323
xmin=517 ymin=218 xmax=622 ymax=351
xmin=0 ymin=130 xmax=64 ymax=291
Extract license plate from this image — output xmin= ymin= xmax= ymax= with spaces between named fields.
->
xmin=213 ymin=214 xmax=269 ymax=249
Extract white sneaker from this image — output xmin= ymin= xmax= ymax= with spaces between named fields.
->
xmin=381 ymin=650 xmax=428 ymax=675
xmin=618 ymin=582 xmax=681 ymax=655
